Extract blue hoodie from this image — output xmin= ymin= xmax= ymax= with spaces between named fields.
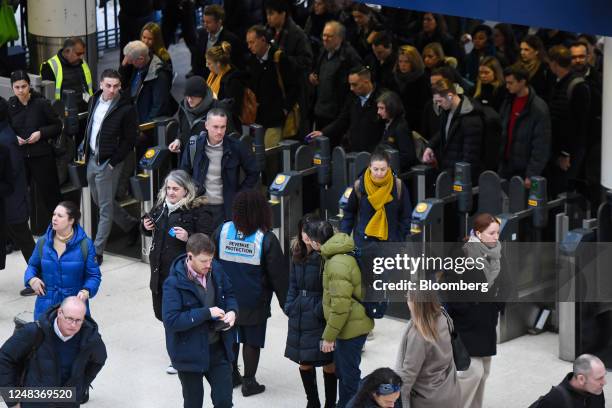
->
xmin=24 ymin=224 xmax=101 ymax=320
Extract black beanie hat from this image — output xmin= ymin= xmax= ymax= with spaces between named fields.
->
xmin=184 ymin=76 xmax=209 ymax=97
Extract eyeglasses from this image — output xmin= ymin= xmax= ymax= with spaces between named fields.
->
xmin=377 ymin=383 xmax=401 ymax=396
xmin=60 ymin=310 xmax=84 ymax=325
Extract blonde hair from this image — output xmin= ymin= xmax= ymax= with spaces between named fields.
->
xmin=141 ymin=22 xmax=171 ymax=63
xmin=423 ymin=42 xmax=445 ymax=62
xmin=407 ymin=290 xmax=441 ymax=343
xmin=156 ymin=170 xmax=197 ymax=209
xmin=396 ymin=45 xmax=424 ymax=73
xmin=206 ymin=41 xmax=232 ymax=66
xmin=474 ymin=56 xmax=504 ymax=98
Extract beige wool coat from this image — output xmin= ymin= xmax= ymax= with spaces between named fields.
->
xmin=395 ymin=313 xmax=461 ymax=408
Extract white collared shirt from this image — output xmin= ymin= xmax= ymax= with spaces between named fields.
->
xmin=89 ymin=96 xmax=113 ymax=153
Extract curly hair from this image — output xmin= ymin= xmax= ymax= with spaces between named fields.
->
xmin=231 ymin=190 xmax=273 ymax=235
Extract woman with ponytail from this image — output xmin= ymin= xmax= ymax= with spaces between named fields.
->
xmin=205 ymin=41 xmax=246 ymax=132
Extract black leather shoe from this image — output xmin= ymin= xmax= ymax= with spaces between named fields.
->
xmin=81 ymin=387 xmax=89 ymax=404
xmin=241 ymin=377 xmax=265 ymax=397
xmin=20 ymin=287 xmax=36 ymax=296
xmin=96 ymin=254 xmax=103 ymax=265
xmin=232 ymin=368 xmax=242 ymax=388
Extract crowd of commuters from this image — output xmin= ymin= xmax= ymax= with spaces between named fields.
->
xmin=0 ymin=0 xmax=609 ymax=407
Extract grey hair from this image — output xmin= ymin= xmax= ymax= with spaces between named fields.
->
xmin=123 ymin=40 xmax=150 ymax=60
xmin=206 ymin=107 xmax=228 ymax=122
xmin=156 ymin=170 xmax=197 ymax=208
xmin=325 ymin=21 xmax=346 ymax=40
xmin=573 ymin=354 xmax=603 ymax=377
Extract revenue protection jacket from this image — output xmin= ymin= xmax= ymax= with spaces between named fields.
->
xmin=162 ymin=255 xmax=239 ymax=372
xmin=24 ymin=224 xmax=101 ymax=320
xmin=179 ymin=132 xmax=259 ymax=219
xmin=0 ymin=306 xmax=107 ymax=408
xmin=214 ymin=221 xmax=288 ymax=325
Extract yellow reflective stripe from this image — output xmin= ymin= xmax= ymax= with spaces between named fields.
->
xmin=48 ymin=56 xmax=62 ymax=100
xmin=82 ymin=61 xmax=93 ymax=96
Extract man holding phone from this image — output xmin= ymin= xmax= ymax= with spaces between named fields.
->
xmin=162 ymin=233 xmax=238 ymax=408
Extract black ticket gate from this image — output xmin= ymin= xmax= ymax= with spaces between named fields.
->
xmin=559 ymin=191 xmax=612 ymax=366
xmin=131 ymin=145 xmax=170 ymax=263
xmin=269 ymin=136 xmax=332 ymax=254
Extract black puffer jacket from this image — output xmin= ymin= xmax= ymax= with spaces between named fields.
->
xmin=430 ymin=96 xmax=483 ymax=177
xmin=284 ymin=250 xmax=330 ymax=365
xmin=142 ymin=197 xmax=214 ymax=293
xmin=7 ymin=92 xmax=62 ymax=158
xmin=82 ymin=90 xmax=137 ymax=167
xmin=0 ymin=306 xmax=107 ymax=408
xmin=498 ymin=87 xmax=551 ymax=179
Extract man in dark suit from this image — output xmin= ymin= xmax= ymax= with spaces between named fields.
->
xmin=190 ymin=4 xmax=244 ymax=78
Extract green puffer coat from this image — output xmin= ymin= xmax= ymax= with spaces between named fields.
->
xmin=320 ymin=233 xmax=374 ymax=341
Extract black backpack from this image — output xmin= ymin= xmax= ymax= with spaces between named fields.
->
xmin=12 ymin=320 xmax=44 ymax=386
xmin=348 ymin=247 xmax=388 ymax=319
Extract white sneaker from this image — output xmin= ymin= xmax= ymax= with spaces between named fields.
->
xmin=166 ymin=364 xmax=178 ymax=375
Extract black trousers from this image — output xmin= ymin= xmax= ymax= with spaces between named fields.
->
xmin=7 ymin=222 xmax=35 ymax=262
xmin=177 ymin=343 xmax=233 ymax=408
xmin=25 ymin=155 xmax=62 ymax=219
xmin=162 ymin=1 xmax=197 ymax=48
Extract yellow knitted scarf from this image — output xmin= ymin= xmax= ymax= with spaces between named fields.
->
xmin=206 ymin=65 xmax=231 ymax=99
xmin=364 ymin=168 xmax=393 ymax=241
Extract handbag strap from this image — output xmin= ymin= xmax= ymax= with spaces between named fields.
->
xmin=441 ymin=307 xmax=455 ymax=335
xmin=273 ymin=49 xmax=287 ymax=100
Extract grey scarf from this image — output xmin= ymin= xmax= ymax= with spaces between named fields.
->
xmin=182 ymin=90 xmax=214 ymax=129
xmin=463 ymin=234 xmax=502 ymax=285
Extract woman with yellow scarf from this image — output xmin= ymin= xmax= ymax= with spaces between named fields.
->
xmin=205 ymin=41 xmax=245 ymax=132
xmin=339 ymin=149 xmax=412 ymax=246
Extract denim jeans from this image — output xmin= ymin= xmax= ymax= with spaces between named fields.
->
xmin=334 ymin=334 xmax=368 ymax=408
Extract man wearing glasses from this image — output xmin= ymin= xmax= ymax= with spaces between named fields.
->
xmin=0 ymin=297 xmax=107 ymax=405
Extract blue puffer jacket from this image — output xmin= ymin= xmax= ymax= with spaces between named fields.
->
xmin=162 ymin=255 xmax=239 ymax=373
xmin=24 ymin=224 xmax=101 ymax=320
xmin=340 ymin=173 xmax=412 ymax=247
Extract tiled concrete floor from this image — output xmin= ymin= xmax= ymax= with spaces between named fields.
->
xmin=1 ymin=250 xmax=610 ymax=407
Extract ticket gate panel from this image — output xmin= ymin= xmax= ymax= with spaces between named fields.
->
xmin=435 ymin=171 xmax=452 ymax=199
xmin=478 ymin=171 xmax=503 ymax=215
xmin=269 ymin=172 xmax=303 ymax=255
xmin=509 ymin=176 xmax=527 ymax=213
xmin=329 ymin=147 xmax=349 ymax=216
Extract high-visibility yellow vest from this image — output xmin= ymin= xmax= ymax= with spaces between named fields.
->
xmin=40 ymin=55 xmax=94 ymax=100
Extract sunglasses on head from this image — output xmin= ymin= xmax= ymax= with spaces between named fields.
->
xmin=377 ymin=383 xmax=401 ymax=395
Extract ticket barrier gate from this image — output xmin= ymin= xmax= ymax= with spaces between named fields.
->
xmin=130 ymin=146 xmax=170 ymax=263
xmin=496 ymin=176 xmax=588 ymax=342
xmin=72 ymin=117 xmax=175 ymax=257
xmin=269 ymin=136 xmax=332 ymax=253
xmin=558 ymin=191 xmax=612 ymax=365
